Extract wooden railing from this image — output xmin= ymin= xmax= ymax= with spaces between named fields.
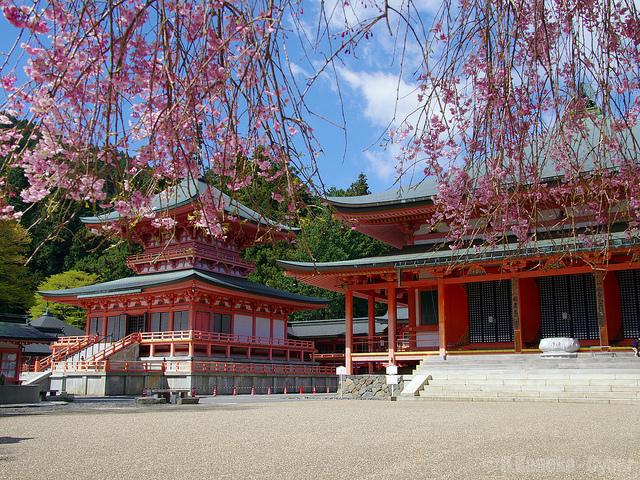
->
xmin=126 ymin=243 xmax=255 ymax=269
xmin=83 ymin=333 xmax=142 ymax=363
xmin=191 ymin=361 xmax=335 ymax=375
xmin=352 ymin=335 xmax=389 ymax=353
xmin=139 ymin=330 xmax=314 ymax=349
xmin=34 ymin=335 xmax=100 ymax=372
xmin=52 ymin=360 xmax=335 ymax=375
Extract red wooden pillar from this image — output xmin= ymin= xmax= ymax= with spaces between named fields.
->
xmin=368 ymin=292 xmax=376 ymax=373
xmin=594 ymin=271 xmax=610 ymax=346
xmin=188 ymin=298 xmax=196 ymax=331
xmin=388 ymin=283 xmax=396 ymax=365
xmin=345 ymin=286 xmax=354 ymax=375
xmin=437 ymin=277 xmax=446 ymax=357
xmin=101 ymin=311 xmax=108 ymax=339
xmin=408 ymin=287 xmax=417 ymax=350
xmin=511 ymin=278 xmax=523 ymax=354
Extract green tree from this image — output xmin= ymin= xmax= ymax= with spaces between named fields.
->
xmin=29 ymin=270 xmax=101 ymax=329
xmin=243 ymin=173 xmax=392 ymax=321
xmin=0 ymin=220 xmax=36 ymax=313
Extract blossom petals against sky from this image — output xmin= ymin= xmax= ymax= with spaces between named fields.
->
xmin=0 ymin=0 xmax=436 ymax=195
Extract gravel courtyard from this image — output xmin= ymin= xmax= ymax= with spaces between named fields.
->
xmin=1 ymin=398 xmax=638 ymax=479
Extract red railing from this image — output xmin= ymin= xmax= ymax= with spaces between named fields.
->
xmin=83 ymin=332 xmax=142 ymax=363
xmin=126 ymin=243 xmax=255 ymax=269
xmin=52 ymin=360 xmax=335 ymax=375
xmin=352 ymin=335 xmax=389 ymax=354
xmin=191 ymin=361 xmax=335 ymax=375
xmin=139 ymin=330 xmax=314 ymax=349
xmin=34 ymin=335 xmax=100 ymax=372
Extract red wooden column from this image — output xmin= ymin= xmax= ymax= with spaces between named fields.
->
xmin=345 ymin=286 xmax=354 ymax=375
xmin=437 ymin=277 xmax=446 ymax=357
xmin=408 ymin=287 xmax=417 ymax=350
xmin=388 ymin=283 xmax=397 ymax=365
xmin=101 ymin=304 xmax=108 ymax=339
xmin=594 ymin=270 xmax=610 ymax=347
xmin=511 ymin=278 xmax=523 ymax=354
xmin=368 ymin=292 xmax=376 ymax=373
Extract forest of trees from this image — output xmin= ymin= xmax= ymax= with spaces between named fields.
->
xmin=0 ymin=171 xmax=391 ymax=326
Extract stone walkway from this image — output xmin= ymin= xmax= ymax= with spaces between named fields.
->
xmin=1 ymin=398 xmax=638 ymax=479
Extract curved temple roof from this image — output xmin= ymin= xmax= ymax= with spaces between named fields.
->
xmin=39 ymin=268 xmax=328 ymax=307
xmin=80 ymin=176 xmax=295 ymax=232
xmin=327 ymin=119 xmax=640 ymax=213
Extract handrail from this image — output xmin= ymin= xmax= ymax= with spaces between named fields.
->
xmin=139 ymin=330 xmax=315 ymax=349
xmin=53 ymin=335 xmax=99 ymax=346
xmin=83 ymin=332 xmax=142 ymax=363
xmin=35 ymin=335 xmax=100 ymax=372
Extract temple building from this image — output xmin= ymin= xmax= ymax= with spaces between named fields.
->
xmin=32 ymin=177 xmax=329 ymax=393
xmin=278 ymin=123 xmax=640 ymax=374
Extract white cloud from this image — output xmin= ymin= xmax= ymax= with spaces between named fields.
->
xmin=337 ymin=68 xmax=420 ymax=127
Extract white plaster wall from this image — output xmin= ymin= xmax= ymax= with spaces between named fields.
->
xmin=255 ymin=317 xmax=270 ymax=339
xmin=272 ymin=319 xmax=286 ymax=339
xmin=233 ymin=314 xmax=253 ymax=337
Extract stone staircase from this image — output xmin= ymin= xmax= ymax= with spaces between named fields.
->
xmin=398 ymin=353 xmax=640 ymax=404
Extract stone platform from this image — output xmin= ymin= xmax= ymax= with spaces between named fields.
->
xmin=398 ymin=353 xmax=640 ymax=404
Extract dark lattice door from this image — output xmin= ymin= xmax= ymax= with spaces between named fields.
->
xmin=468 ymin=280 xmax=513 ymax=343
xmin=618 ymin=270 xmax=640 ymax=338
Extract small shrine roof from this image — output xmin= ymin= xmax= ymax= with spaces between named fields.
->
xmin=288 ymin=317 xmax=388 ymax=338
xmin=39 ymin=268 xmax=328 ymax=306
xmin=29 ymin=310 xmax=85 ymax=337
xmin=0 ymin=314 xmax=57 ymax=343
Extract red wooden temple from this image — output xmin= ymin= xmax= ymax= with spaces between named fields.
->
xmin=279 ymin=126 xmax=640 ymax=374
xmin=36 ymin=178 xmax=328 ymax=374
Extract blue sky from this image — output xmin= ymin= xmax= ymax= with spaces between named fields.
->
xmin=283 ymin=0 xmax=439 ymax=194
xmin=0 ymin=1 xmax=438 ymax=196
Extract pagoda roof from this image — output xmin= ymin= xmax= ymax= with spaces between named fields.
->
xmin=81 ymin=177 xmax=294 ymax=232
xmin=39 ymin=268 xmax=328 ymax=307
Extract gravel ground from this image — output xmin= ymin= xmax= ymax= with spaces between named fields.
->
xmin=1 ymin=397 xmax=639 ymax=479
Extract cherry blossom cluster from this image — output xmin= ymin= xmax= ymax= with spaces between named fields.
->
xmin=0 ymin=0 xmax=311 ymax=238
xmin=392 ymin=0 xmax=640 ymax=253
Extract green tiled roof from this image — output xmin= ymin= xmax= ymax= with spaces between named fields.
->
xmin=278 ymin=232 xmax=639 ymax=273
xmin=81 ymin=177 xmax=295 ymax=231
xmin=39 ymin=268 xmax=328 ymax=306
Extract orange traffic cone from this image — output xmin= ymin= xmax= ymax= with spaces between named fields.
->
xmin=326 ymin=385 xmax=330 ymax=394
xmin=299 ymin=385 xmax=303 ymax=394
xmin=267 ymin=385 xmax=271 ymax=395
xmin=213 ymin=386 xmax=217 ymax=397
xmin=251 ymin=386 xmax=255 ymax=395
xmin=313 ymin=385 xmax=317 ymax=394
xmin=283 ymin=385 xmax=287 ymax=395
xmin=142 ymin=388 xmax=147 ymax=397
xmin=233 ymin=386 xmax=237 ymax=396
